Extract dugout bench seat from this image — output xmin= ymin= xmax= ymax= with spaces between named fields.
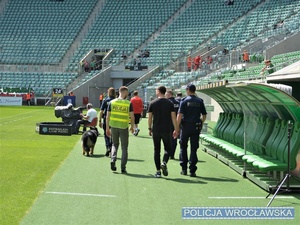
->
xmin=200 ymin=113 xmax=300 ymax=173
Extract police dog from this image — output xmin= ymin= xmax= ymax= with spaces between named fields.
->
xmin=81 ymin=128 xmax=99 ymax=156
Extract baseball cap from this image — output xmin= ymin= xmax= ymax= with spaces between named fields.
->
xmin=186 ymin=84 xmax=196 ymax=92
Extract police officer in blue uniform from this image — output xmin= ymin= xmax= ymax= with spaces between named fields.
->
xmin=166 ymin=90 xmax=180 ymax=159
xmin=177 ymin=84 xmax=207 ymax=177
xmin=175 ymin=92 xmax=183 ymax=103
xmin=99 ymin=87 xmax=116 ymax=156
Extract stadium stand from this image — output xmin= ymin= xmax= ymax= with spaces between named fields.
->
xmin=214 ymin=0 xmax=300 ymax=49
xmin=68 ymin=0 xmax=187 ymax=67
xmin=0 ymin=0 xmax=99 ymax=65
xmin=270 ymin=50 xmax=300 ymax=69
xmin=0 ymin=71 xmax=77 ymax=96
xmin=215 ymin=50 xmax=300 ymax=81
xmin=0 ymin=0 xmax=299 ymax=98
xmin=144 ymin=0 xmax=261 ymax=67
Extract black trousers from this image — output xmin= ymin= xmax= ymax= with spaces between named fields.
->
xmin=179 ymin=123 xmax=201 ymax=173
xmin=152 ymin=131 xmax=172 ymax=171
xmin=169 ymin=132 xmax=178 ymax=158
xmin=76 ymin=119 xmax=90 ymax=132
xmin=102 ymin=123 xmax=112 ymax=150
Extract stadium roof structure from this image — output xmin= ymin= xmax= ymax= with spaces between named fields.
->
xmin=198 ymin=82 xmax=300 ymax=122
xmin=267 ymin=60 xmax=300 ymax=82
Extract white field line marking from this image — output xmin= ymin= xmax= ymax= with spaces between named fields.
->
xmin=0 ymin=116 xmax=32 ymax=126
xmin=45 ymin=191 xmax=116 ymax=198
xmin=0 ymin=108 xmax=43 ymax=120
xmin=209 ymin=196 xmax=294 ymax=199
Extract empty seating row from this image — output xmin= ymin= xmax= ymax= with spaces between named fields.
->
xmin=209 ymin=50 xmax=300 ymax=83
xmin=200 ymin=113 xmax=300 ymax=172
xmin=0 ymin=71 xmax=77 ymax=96
xmin=69 ymin=0 xmax=186 ymax=66
xmin=146 ymin=0 xmax=259 ymax=66
xmin=217 ymin=0 xmax=300 ymax=49
xmin=0 ymin=0 xmax=98 ymax=64
xmin=271 ymin=50 xmax=300 ymax=66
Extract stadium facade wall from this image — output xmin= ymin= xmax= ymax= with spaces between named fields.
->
xmin=72 ymin=67 xmax=112 ymax=108
xmin=266 ymin=32 xmax=300 ymax=59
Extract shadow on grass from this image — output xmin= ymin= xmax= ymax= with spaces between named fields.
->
xmin=128 ymin=158 xmax=145 ymax=162
xmin=110 ymin=157 xmax=144 ymax=162
xmin=124 ymin=173 xmax=207 ymax=184
xmin=133 ymin=135 xmax=152 ymax=139
xmin=197 ymin=176 xmax=239 ymax=183
xmin=165 ymin=177 xmax=207 ymax=184
xmin=276 ymin=200 xmax=300 ymax=206
xmin=169 ymin=159 xmax=206 ymax=163
xmin=164 ymin=175 xmax=238 ymax=184
xmin=120 ymin=173 xmax=154 ymax=178
xmin=84 ymin=154 xmax=145 ymax=161
xmin=88 ymin=154 xmax=105 ymax=158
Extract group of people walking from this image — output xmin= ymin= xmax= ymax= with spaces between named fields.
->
xmin=147 ymin=84 xmax=207 ymax=177
xmin=81 ymin=84 xmax=207 ymax=178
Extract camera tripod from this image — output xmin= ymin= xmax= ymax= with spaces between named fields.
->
xmin=266 ymin=120 xmax=293 ymax=207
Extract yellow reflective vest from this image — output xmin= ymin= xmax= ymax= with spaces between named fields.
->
xmin=109 ymin=98 xmax=131 ymax=129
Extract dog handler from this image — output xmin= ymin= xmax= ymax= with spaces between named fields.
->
xmin=106 ymin=86 xmax=134 ymax=174
xmin=177 ymin=84 xmax=207 ymax=177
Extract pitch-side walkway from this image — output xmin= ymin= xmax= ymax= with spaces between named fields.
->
xmin=20 ymin=122 xmax=300 ymax=225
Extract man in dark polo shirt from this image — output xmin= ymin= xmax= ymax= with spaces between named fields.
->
xmin=177 ymin=84 xmax=207 ymax=177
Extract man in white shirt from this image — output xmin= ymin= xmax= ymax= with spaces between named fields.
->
xmin=75 ymin=103 xmax=97 ymax=133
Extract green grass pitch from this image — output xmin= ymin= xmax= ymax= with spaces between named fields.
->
xmin=0 ymin=106 xmax=299 ymax=225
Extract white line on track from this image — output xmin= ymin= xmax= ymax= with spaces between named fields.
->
xmin=45 ymin=191 xmax=116 ymax=198
xmin=209 ymin=196 xmax=294 ymax=199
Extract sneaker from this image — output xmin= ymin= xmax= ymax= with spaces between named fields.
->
xmin=160 ymin=163 xmax=168 ymax=176
xmin=180 ymin=170 xmax=187 ymax=175
xmin=154 ymin=171 xmax=161 ymax=178
xmin=121 ymin=169 xmax=127 ymax=174
xmin=105 ymin=147 xmax=111 ymax=157
xmin=110 ymin=161 xmax=117 ymax=171
xmin=190 ymin=173 xmax=197 ymax=177
xmin=135 ymin=128 xmax=140 ymax=136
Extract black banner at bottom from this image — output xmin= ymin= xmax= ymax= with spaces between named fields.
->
xmin=36 ymin=122 xmax=72 ymax=136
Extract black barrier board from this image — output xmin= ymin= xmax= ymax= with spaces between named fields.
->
xmin=36 ymin=122 xmax=72 ymax=136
